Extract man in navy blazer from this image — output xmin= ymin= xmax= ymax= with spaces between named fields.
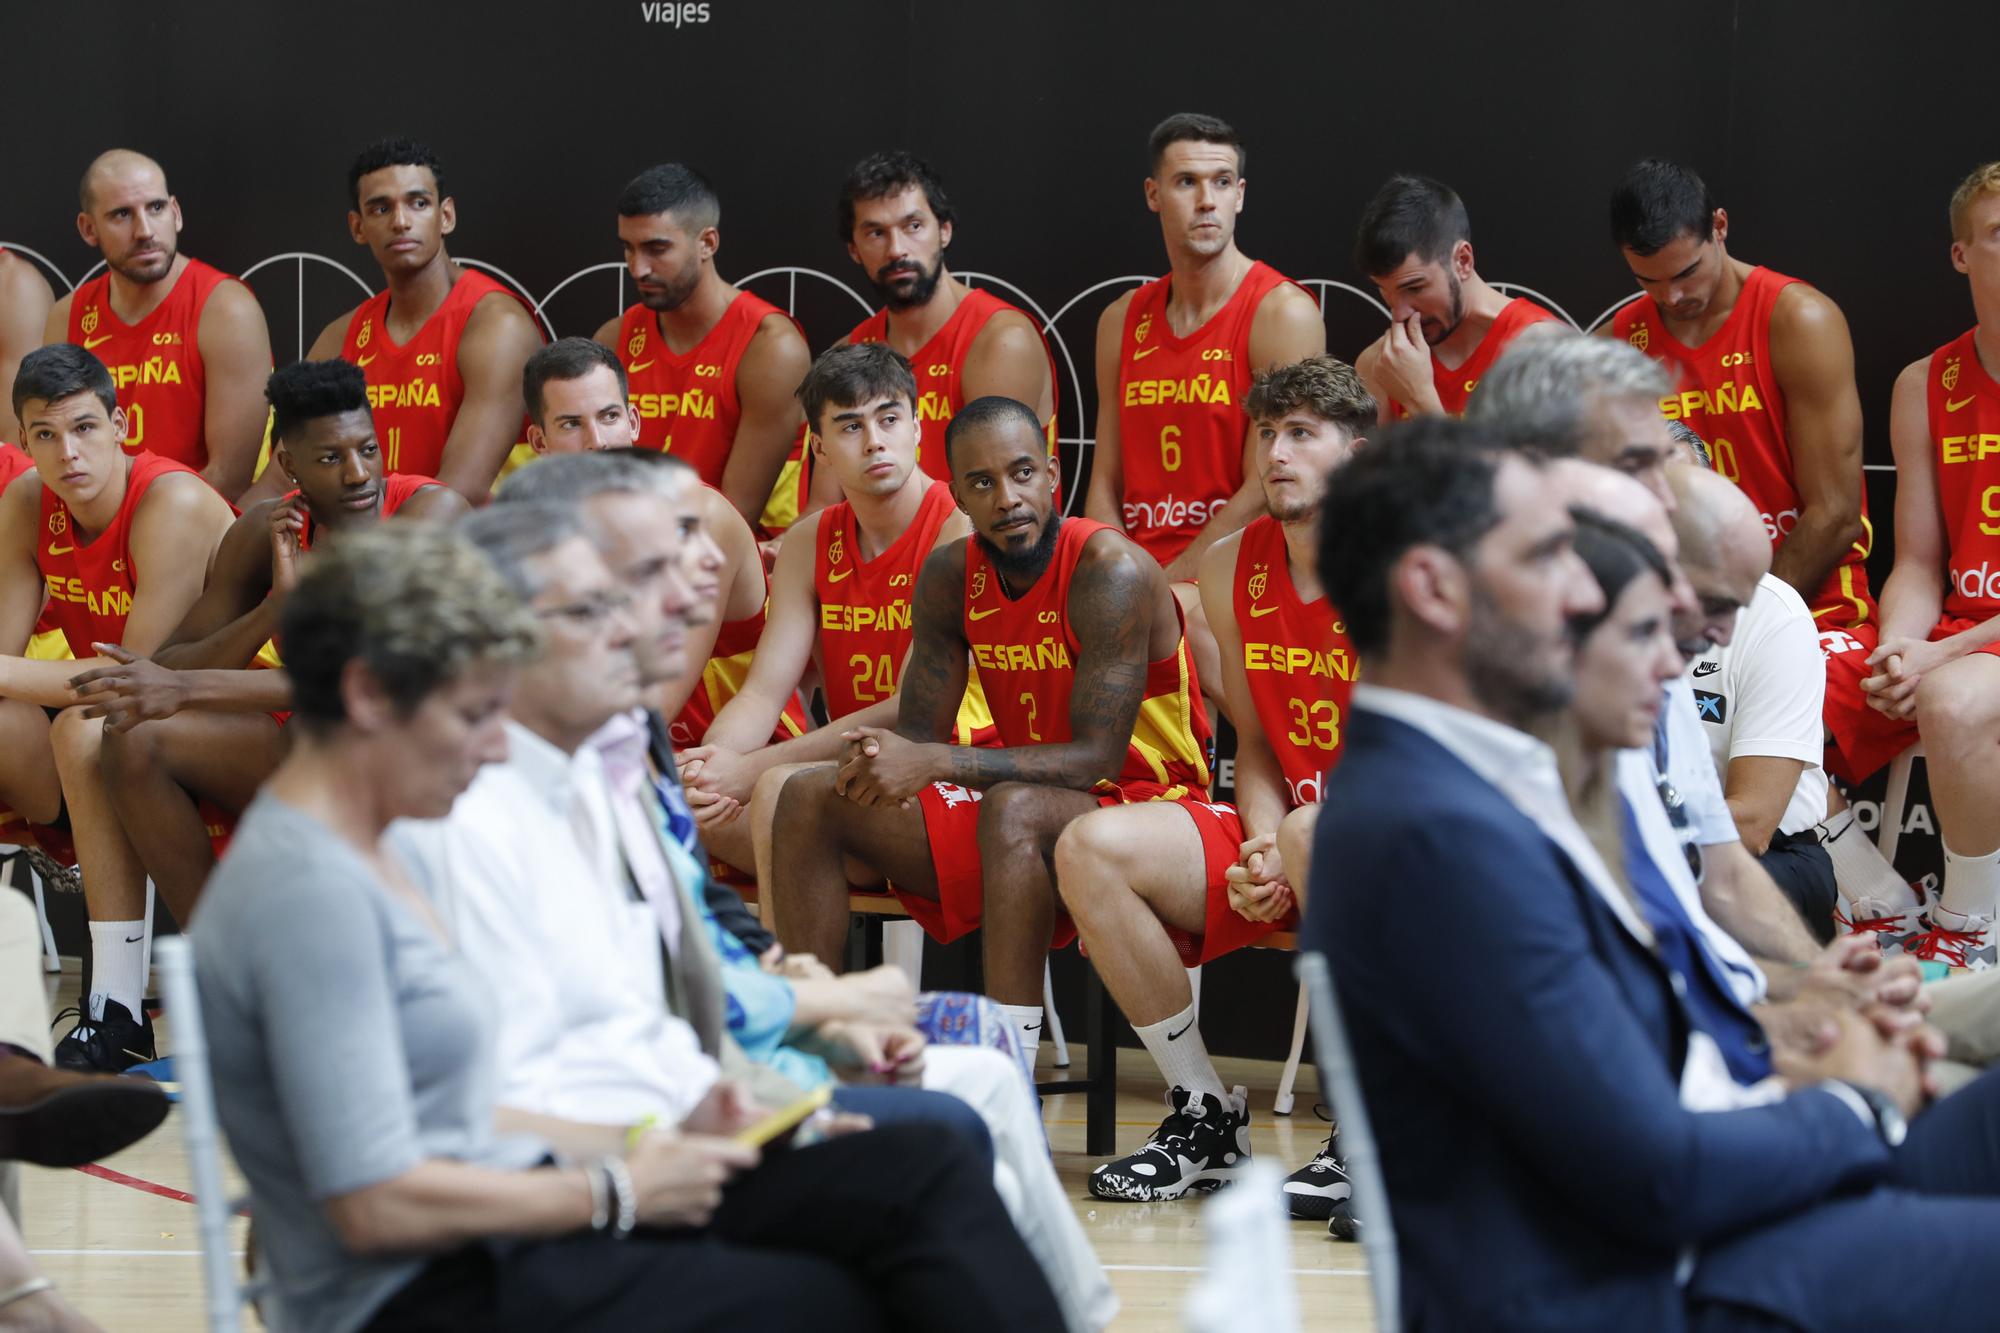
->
xmin=1304 ymin=419 xmax=2000 ymax=1331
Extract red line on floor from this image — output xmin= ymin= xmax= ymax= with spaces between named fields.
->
xmin=74 ymin=1162 xmax=197 ymax=1205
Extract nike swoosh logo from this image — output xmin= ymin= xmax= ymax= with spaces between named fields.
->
xmin=1247 ymin=604 xmax=1279 ymax=618
xmin=47 ymin=541 xmax=74 ymax=556
xmin=81 ymin=334 xmax=114 ymax=350
xmin=355 ymin=352 xmax=377 ymax=368
xmin=825 ymin=566 xmax=852 ymax=584
xmin=124 ymin=934 xmax=145 ymax=943
xmin=1692 ymin=661 xmax=1720 ymax=676
xmin=1947 ymin=395 xmax=1977 ymax=412
xmin=1021 ymin=1022 xmax=1042 ymax=1033
xmin=1166 ymin=1018 xmax=1195 ymax=1041
xmin=1131 ymin=346 xmax=1159 ymax=361
xmin=627 ymin=359 xmax=656 ymax=373
xmin=967 ymin=607 xmax=1002 ymax=621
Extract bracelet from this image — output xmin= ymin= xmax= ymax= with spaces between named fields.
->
xmin=0 ymin=1277 xmax=53 ymax=1310
xmin=584 ymin=1162 xmax=610 ymax=1232
xmin=601 ymin=1154 xmax=637 ymax=1239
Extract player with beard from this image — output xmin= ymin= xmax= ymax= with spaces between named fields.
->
xmin=0 ymin=345 xmax=235 ymax=1071
xmin=44 ymin=150 xmax=273 ymax=498
xmin=762 ymin=395 xmax=1210 ymax=1063
xmin=517 ymin=338 xmax=807 ymax=760
xmin=66 ymin=359 xmax=463 ymax=931
xmin=593 ymin=164 xmax=813 ymax=530
xmin=1 ymin=249 xmax=54 ymax=442
xmin=1605 ymin=158 xmax=1872 ymax=632
xmin=676 ymin=343 xmax=990 ymax=875
xmin=298 ymin=137 xmax=544 ymax=503
xmin=1056 ymin=357 xmax=1369 ymax=1214
xmin=1352 ymin=174 xmax=1566 ymax=420
xmin=836 ymin=151 xmax=1057 ymax=487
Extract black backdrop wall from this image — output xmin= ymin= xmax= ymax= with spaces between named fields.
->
xmin=13 ymin=0 xmax=1992 ymax=1055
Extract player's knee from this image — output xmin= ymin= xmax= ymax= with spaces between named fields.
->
xmin=1052 ymin=809 xmax=1125 ymax=908
xmin=760 ymin=762 xmax=840 ymax=832
xmin=1916 ymin=661 xmax=2000 ymax=734
xmin=46 ymin=706 xmax=105 ymax=771
xmin=97 ymin=718 xmax=161 ymax=783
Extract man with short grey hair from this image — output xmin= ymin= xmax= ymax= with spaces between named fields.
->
xmin=1468 ymin=333 xmax=1679 ymax=509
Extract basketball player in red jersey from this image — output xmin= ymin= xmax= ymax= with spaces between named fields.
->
xmin=1353 ymin=175 xmax=1567 ymax=420
xmin=66 ymin=359 xmax=462 ymax=932
xmin=677 ymin=344 xmax=986 ymax=873
xmin=1058 ymin=357 xmax=1369 ymax=1206
xmin=0 ymin=345 xmax=234 ymax=1071
xmin=1809 ymin=164 xmax=2000 ymax=967
xmin=1085 ymin=113 xmax=1323 ymax=716
xmin=0 ymin=249 xmax=54 ymax=442
xmin=516 ymin=338 xmax=808 ymax=755
xmin=592 ymin=163 xmax=812 ymax=530
xmin=298 ymin=137 xmax=543 ymax=503
xmin=837 ymin=151 xmax=1057 ymax=486
xmin=41 ymin=151 xmax=273 ymax=499
xmin=1605 ymin=159 xmax=1872 ymax=630
xmin=763 ymin=395 xmax=1210 ymax=1060
xmin=1085 ymin=113 xmax=1323 ymax=582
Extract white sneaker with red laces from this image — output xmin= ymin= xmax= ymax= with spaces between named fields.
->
xmin=1904 ymin=904 xmax=1997 ymax=972
xmin=1835 ymin=874 xmax=1939 ymax=955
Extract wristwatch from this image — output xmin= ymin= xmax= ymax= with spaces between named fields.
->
xmin=1832 ymin=1080 xmax=1908 ymax=1147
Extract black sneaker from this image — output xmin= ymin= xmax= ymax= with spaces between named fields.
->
xmin=1282 ymin=1132 xmax=1354 ymax=1221
xmin=1327 ymin=1200 xmax=1362 ymax=1241
xmin=1087 ymin=1085 xmax=1250 ymax=1202
xmin=52 ymin=1001 xmax=156 ymax=1074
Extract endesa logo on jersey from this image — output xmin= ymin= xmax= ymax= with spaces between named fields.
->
xmin=1952 ymin=560 xmax=2000 ymax=606
xmin=638 ymin=0 xmax=710 ymax=23
xmin=1124 ymin=495 xmax=1223 ymax=533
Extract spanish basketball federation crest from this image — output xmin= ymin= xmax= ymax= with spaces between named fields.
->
xmin=1627 ymin=325 xmax=1649 ymax=352
xmin=1247 ymin=564 xmax=1269 ymax=600
xmin=627 ymin=326 xmax=647 ymax=361
xmin=80 ymin=305 xmax=101 ymax=338
xmin=1944 ymin=356 xmax=1962 ymax=392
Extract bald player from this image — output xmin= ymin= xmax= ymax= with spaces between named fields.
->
xmin=67 ymin=359 xmax=463 ymax=929
xmin=1056 ymin=357 xmax=1369 ymax=1210
xmin=300 ymin=136 xmax=543 ymax=503
xmin=0 ymin=345 xmax=234 ymax=1071
xmin=594 ymin=163 xmax=813 ymax=529
xmin=0 ymin=250 xmax=54 ymax=442
xmin=834 ymin=150 xmax=1058 ymax=495
xmin=678 ymin=343 xmax=988 ymax=874
xmin=1669 ymin=464 xmax=1839 ymax=940
xmin=763 ymin=395 xmax=1211 ymax=1061
xmin=1812 ymin=163 xmax=2000 ymax=968
xmin=1605 ymin=158 xmax=1873 ymax=631
xmin=44 ymin=150 xmax=272 ymax=499
xmin=519 ymin=337 xmax=807 ymax=754
xmin=1352 ymin=174 xmax=1567 ymax=421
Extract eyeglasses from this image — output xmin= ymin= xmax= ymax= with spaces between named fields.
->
xmin=534 ymin=588 xmax=632 ymax=631
xmin=1655 ymin=777 xmax=1705 ymax=882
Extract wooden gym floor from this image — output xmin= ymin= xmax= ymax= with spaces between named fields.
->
xmin=20 ymin=965 xmax=1375 ymax=1330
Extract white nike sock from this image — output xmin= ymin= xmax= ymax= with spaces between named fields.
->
xmin=1939 ymin=841 xmax=2000 ymax=920
xmin=1817 ymin=807 xmax=1918 ymax=911
xmin=1134 ymin=1001 xmax=1227 ymax=1102
xmin=87 ymin=920 xmax=149 ymax=1023
xmin=998 ymin=1003 xmax=1044 ymax=1069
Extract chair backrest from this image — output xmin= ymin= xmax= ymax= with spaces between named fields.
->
xmin=1295 ymin=950 xmax=1401 ymax=1333
xmin=154 ymin=936 xmax=255 ymax=1332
